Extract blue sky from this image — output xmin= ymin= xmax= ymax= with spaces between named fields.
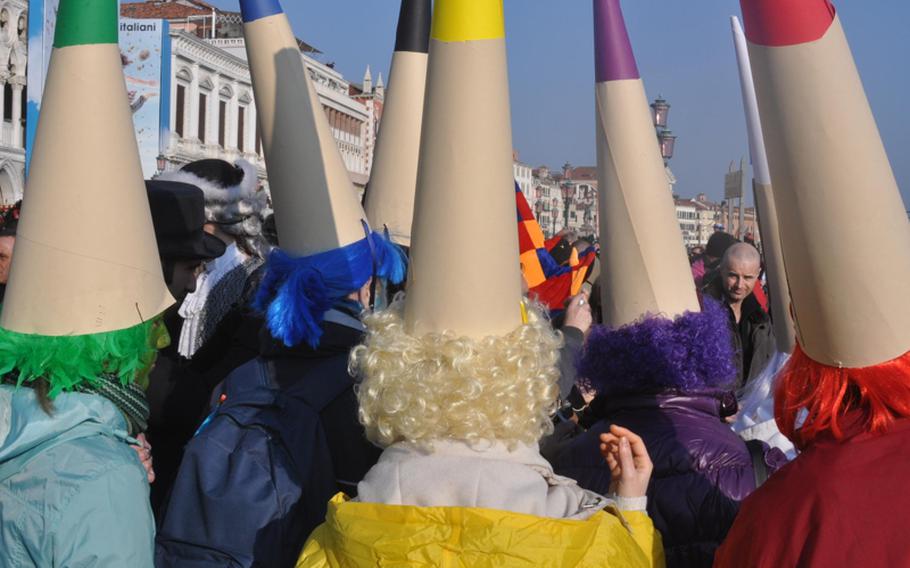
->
xmin=212 ymin=0 xmax=909 ymax=206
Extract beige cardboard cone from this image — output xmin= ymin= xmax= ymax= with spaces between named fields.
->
xmin=753 ymin=182 xmax=795 ymax=354
xmin=363 ymin=51 xmax=428 ymax=247
xmin=403 ymin=0 xmax=523 ymax=338
xmin=748 ymin=15 xmax=910 ymax=367
xmin=731 ymin=15 xmax=795 ymax=354
xmin=242 ymin=7 xmax=367 ymax=257
xmin=1 ymin=42 xmax=174 ymax=336
xmin=594 ymin=0 xmax=699 ymax=328
xmin=595 ymin=81 xmax=701 ymax=327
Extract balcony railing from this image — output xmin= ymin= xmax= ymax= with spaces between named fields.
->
xmin=0 ymin=121 xmax=23 ymax=149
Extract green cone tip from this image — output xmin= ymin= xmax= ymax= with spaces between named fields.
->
xmin=54 ymin=0 xmax=119 ymax=48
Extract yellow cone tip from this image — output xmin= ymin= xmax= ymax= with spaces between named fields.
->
xmin=432 ymin=0 xmax=505 ymax=42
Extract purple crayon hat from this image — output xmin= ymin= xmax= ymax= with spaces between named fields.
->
xmin=594 ymin=0 xmax=639 ymax=82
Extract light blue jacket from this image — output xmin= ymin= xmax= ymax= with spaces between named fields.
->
xmin=0 ymin=385 xmax=155 ymax=567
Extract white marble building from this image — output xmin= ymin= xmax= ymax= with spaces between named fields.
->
xmin=0 ymin=0 xmax=26 ymax=205
xmin=164 ymin=31 xmax=373 ymax=190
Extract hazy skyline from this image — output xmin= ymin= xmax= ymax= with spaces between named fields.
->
xmin=212 ymin=0 xmax=910 ymax=206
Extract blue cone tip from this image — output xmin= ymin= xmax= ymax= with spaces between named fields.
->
xmin=240 ymin=0 xmax=284 ymax=23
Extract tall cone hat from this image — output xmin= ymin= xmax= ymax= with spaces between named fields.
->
xmin=363 ymin=0 xmax=431 ymax=247
xmin=404 ymin=0 xmax=523 ymax=338
xmin=741 ymin=0 xmax=910 ymax=368
xmin=353 ymin=1 xmax=564 ymax=451
xmin=730 ymin=15 xmax=795 ymax=355
xmin=241 ymin=0 xmax=405 ymax=348
xmin=1 ymin=0 xmax=173 ymax=337
xmin=578 ymin=0 xmax=737 ymax=397
xmin=593 ymin=0 xmax=700 ymax=328
xmin=241 ymin=0 xmax=366 ymax=257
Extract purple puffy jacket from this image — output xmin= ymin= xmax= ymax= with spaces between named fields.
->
xmin=554 ymin=393 xmax=787 ymax=568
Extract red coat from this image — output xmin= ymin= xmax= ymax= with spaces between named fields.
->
xmin=715 ymin=412 xmax=910 ymax=567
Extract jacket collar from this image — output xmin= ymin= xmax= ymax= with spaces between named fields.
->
xmin=356 ymin=440 xmax=614 ymax=521
xmin=0 ymin=385 xmax=130 ymax=466
xmin=592 ymin=391 xmax=729 ymax=419
xmin=260 ymin=308 xmax=364 ymax=360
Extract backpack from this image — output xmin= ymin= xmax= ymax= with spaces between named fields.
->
xmin=155 ymin=356 xmax=352 ymax=568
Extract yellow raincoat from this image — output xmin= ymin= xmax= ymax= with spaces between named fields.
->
xmin=297 ymin=494 xmax=665 ymax=567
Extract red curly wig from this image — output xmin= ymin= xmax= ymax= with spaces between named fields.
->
xmin=775 ymin=345 xmax=910 ymax=449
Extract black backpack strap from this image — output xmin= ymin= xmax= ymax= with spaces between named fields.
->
xmin=746 ymin=439 xmax=770 ymax=488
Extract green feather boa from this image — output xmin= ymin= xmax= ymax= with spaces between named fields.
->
xmin=0 ymin=320 xmax=160 ymax=398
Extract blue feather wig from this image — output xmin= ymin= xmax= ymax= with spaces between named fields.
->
xmin=254 ymin=231 xmax=407 ymax=348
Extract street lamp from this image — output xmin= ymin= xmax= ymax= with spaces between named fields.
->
xmin=658 ymin=129 xmax=677 ymax=162
xmin=561 ymin=183 xmax=573 ymax=232
xmin=534 ymin=198 xmax=544 ymax=231
xmin=650 ymin=97 xmax=670 ymax=128
xmin=156 ymin=155 xmax=167 ymax=176
xmin=652 ymin=96 xmax=677 ymax=169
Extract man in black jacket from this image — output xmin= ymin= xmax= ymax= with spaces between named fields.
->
xmin=704 ymin=243 xmax=775 ymax=391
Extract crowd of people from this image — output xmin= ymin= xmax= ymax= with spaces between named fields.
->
xmin=1 ymin=0 xmax=909 ymax=567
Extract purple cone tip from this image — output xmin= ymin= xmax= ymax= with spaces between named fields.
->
xmin=594 ymin=0 xmax=640 ymax=83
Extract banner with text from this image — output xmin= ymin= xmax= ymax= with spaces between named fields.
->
xmin=26 ymin=2 xmax=171 ymax=178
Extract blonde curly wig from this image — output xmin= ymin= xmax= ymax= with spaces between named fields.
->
xmin=352 ymin=298 xmax=563 ymax=449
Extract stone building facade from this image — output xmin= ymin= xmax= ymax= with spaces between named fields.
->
xmin=123 ymin=1 xmax=377 ymax=190
xmin=0 ymin=0 xmax=26 ymax=205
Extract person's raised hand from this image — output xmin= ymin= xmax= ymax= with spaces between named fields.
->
xmin=132 ymin=433 xmax=155 ymax=484
xmin=564 ymin=292 xmax=593 ymax=335
xmin=600 ymin=425 xmax=653 ymax=498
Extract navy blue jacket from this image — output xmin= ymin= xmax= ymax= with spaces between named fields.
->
xmin=155 ymin=308 xmax=380 ymax=568
xmin=555 ymin=393 xmax=786 ymax=568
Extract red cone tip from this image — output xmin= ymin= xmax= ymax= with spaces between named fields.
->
xmin=740 ymin=0 xmax=835 ymax=47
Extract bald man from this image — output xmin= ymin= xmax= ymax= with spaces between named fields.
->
xmin=704 ymin=243 xmax=775 ymax=390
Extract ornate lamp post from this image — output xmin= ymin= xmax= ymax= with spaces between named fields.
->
xmin=658 ymin=129 xmax=677 ymax=164
xmin=651 ymin=96 xmax=678 ymax=187
xmin=534 ymin=189 xmax=546 ymax=234
xmin=561 ymin=183 xmax=573 ymax=233
xmin=650 ymin=97 xmax=670 ymax=128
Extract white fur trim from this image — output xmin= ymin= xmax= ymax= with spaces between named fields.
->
xmin=158 ymin=159 xmax=260 ymax=206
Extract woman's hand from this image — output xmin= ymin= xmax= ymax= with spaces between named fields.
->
xmin=600 ymin=425 xmax=653 ymax=498
xmin=563 ymin=292 xmax=593 ymax=335
xmin=132 ymin=433 xmax=155 ymax=484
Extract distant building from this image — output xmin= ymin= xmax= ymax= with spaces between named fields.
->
xmin=350 ymin=66 xmax=385 ymax=182
xmin=513 ymin=153 xmax=533 ymax=200
xmin=0 ymin=0 xmax=27 ymax=205
xmin=122 ymin=1 xmax=377 ymax=190
xmin=677 ymin=192 xmax=761 ymax=248
xmin=515 ymin=161 xmax=598 ymax=240
xmin=562 ymin=164 xmax=598 ymax=238
xmin=674 ymin=198 xmax=700 ymax=248
xmin=529 ymin=165 xmax=560 ymax=237
xmin=720 ymin=203 xmax=760 ymax=244
xmin=692 ymin=193 xmax=723 ymax=246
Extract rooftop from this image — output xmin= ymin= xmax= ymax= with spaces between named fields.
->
xmin=121 ymin=1 xmax=320 ymax=53
xmin=565 ymin=166 xmax=597 ymax=181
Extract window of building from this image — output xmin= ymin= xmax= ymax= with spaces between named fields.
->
xmin=175 ymin=84 xmax=186 ymax=137
xmin=237 ymin=106 xmax=246 ymax=152
xmin=198 ymin=93 xmax=208 ymax=142
xmin=218 ymin=99 xmax=227 ymax=148
xmin=2 ymin=83 xmax=11 ymax=121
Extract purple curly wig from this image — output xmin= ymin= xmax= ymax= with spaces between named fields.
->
xmin=578 ymin=297 xmax=737 ymax=395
